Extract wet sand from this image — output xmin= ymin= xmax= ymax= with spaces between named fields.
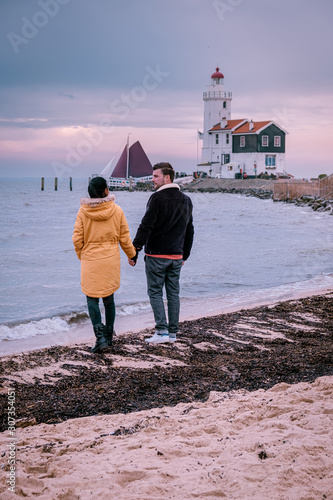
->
xmin=2 ymin=282 xmax=332 ymax=357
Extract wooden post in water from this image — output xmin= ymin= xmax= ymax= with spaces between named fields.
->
xmin=55 ymin=177 xmax=58 ymax=191
xmin=41 ymin=177 xmax=44 ymax=191
xmin=70 ymin=177 xmax=72 ymax=191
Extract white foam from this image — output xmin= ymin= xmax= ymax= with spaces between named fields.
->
xmin=179 ymin=273 xmax=333 ymax=320
xmin=0 ymin=317 xmax=70 ymax=341
xmin=116 ymin=301 xmax=151 ymax=316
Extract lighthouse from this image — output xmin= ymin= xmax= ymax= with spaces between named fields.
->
xmin=201 ymin=67 xmax=232 ymax=164
xmin=198 ymin=67 xmax=287 ymax=178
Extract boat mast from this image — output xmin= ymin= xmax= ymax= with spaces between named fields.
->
xmin=126 ymin=134 xmax=130 ymax=179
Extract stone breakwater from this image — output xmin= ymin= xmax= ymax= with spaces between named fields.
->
xmin=182 ymin=178 xmax=333 ymax=215
xmin=183 ymin=178 xmax=275 ymax=200
xmin=185 ymin=185 xmax=273 ymax=199
xmin=277 ymin=195 xmax=333 ymax=215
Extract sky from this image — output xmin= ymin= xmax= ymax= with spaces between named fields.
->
xmin=0 ymin=0 xmax=332 ymax=179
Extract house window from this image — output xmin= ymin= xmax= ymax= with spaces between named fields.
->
xmin=240 ymin=136 xmax=245 ymax=147
xmin=226 ymin=133 xmax=229 ymax=145
xmin=274 ymin=136 xmax=281 ymax=147
xmin=215 ymin=134 xmax=219 ymax=145
xmin=222 ymin=154 xmax=230 ymax=164
xmin=262 ymin=135 xmax=269 ymax=147
xmin=223 ymin=101 xmax=226 ymax=108
xmin=265 ymin=155 xmax=276 ymax=167
xmin=228 ymin=165 xmax=233 ymax=171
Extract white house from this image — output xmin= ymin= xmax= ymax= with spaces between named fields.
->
xmin=198 ymin=68 xmax=288 ymax=178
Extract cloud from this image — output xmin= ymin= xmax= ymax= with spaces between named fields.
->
xmin=2 ymin=0 xmax=331 ymax=92
xmin=0 ymin=0 xmax=333 ymax=178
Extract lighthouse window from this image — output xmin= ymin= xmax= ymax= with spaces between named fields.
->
xmin=240 ymin=136 xmax=245 ymax=147
xmin=274 ymin=136 xmax=281 ymax=147
xmin=223 ymin=101 xmax=226 ymax=108
xmin=262 ymin=135 xmax=269 ymax=147
xmin=215 ymin=134 xmax=219 ymax=145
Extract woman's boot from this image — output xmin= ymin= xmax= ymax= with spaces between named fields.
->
xmin=104 ymin=325 xmax=114 ymax=347
xmin=91 ymin=323 xmax=108 ymax=353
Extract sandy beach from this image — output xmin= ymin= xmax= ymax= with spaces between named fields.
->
xmin=1 ymin=291 xmax=332 ymax=499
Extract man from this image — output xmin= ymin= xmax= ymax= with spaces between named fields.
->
xmin=130 ymin=162 xmax=194 ymax=343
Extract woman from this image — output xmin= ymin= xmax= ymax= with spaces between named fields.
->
xmin=72 ymin=177 xmax=136 ymax=353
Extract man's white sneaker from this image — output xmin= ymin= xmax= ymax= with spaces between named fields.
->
xmin=169 ymin=336 xmax=177 ymax=343
xmin=145 ymin=333 xmax=170 ymax=343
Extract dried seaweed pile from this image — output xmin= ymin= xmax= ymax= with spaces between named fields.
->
xmin=0 ymin=293 xmax=332 ymax=432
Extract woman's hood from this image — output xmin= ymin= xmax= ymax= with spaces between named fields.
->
xmin=80 ymin=193 xmax=117 ymax=221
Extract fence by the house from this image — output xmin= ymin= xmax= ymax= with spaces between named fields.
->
xmin=319 ymin=173 xmax=333 ymax=199
xmin=273 ymin=173 xmax=333 ymax=201
xmin=273 ymin=179 xmax=320 ymax=201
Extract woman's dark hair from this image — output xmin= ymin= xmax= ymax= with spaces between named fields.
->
xmin=88 ymin=177 xmax=108 ymax=198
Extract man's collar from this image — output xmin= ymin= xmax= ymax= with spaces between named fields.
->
xmin=156 ymin=183 xmax=180 ymax=192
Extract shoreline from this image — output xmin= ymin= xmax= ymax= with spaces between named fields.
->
xmin=1 ymin=283 xmax=333 ymax=357
xmin=1 ymin=289 xmax=332 ymax=405
xmin=181 ymin=178 xmax=333 ymax=214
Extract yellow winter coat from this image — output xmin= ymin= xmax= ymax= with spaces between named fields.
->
xmin=72 ymin=193 xmax=136 ymax=298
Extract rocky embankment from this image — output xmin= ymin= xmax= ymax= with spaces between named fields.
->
xmin=182 ymin=178 xmax=275 ymax=199
xmin=182 ymin=178 xmax=333 ymax=214
xmin=277 ymin=195 xmax=333 ymax=214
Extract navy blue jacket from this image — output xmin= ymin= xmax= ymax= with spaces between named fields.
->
xmin=133 ymin=184 xmax=194 ymax=261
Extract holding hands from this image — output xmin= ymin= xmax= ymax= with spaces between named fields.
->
xmin=128 ymin=247 xmax=140 ymax=267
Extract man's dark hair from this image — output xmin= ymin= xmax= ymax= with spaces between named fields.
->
xmin=153 ymin=162 xmax=175 ymax=182
xmin=88 ymin=176 xmax=108 ymax=198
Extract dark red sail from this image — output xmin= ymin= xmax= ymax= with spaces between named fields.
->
xmin=110 ymin=145 xmax=127 ymax=178
xmin=128 ymin=141 xmax=153 ymax=177
xmin=111 ymin=141 xmax=152 ymax=179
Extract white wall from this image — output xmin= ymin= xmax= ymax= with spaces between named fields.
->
xmin=228 ymin=152 xmax=285 ymax=176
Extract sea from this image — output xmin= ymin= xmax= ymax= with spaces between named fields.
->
xmin=1 ymin=177 xmax=333 ymax=353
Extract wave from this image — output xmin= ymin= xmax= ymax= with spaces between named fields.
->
xmin=0 ymin=316 xmax=71 ymax=341
xmin=116 ymin=301 xmax=152 ymax=316
xmin=1 ymin=273 xmax=332 ymax=343
xmin=0 ymin=301 xmax=152 ymax=342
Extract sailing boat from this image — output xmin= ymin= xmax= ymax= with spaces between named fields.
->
xmin=100 ymin=136 xmax=153 ymax=188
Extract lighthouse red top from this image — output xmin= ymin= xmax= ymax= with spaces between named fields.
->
xmin=211 ymin=67 xmax=224 ymax=79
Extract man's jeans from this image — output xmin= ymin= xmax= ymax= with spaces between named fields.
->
xmin=145 ymin=256 xmax=183 ymax=335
